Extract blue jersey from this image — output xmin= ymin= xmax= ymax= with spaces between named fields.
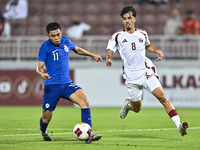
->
xmin=38 ymin=36 xmax=75 ymax=85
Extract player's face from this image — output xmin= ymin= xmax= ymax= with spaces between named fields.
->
xmin=122 ymin=12 xmax=136 ymax=31
xmin=47 ymin=29 xmax=62 ymax=45
xmin=186 ymin=13 xmax=192 ymax=20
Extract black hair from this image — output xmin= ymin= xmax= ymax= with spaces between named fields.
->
xmin=0 ymin=15 xmax=5 ymax=21
xmin=186 ymin=10 xmax=193 ymax=14
xmin=46 ymin=22 xmax=61 ymax=33
xmin=120 ymin=6 xmax=136 ymax=18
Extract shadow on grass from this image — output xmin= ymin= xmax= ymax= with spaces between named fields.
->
xmin=117 ymin=133 xmax=181 ymax=141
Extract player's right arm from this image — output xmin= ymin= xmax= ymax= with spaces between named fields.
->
xmin=106 ymin=31 xmax=120 ymax=68
xmin=106 ymin=50 xmax=115 ymax=68
xmin=36 ymin=61 xmax=51 ymax=80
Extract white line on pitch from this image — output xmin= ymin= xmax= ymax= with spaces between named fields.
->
xmin=0 ymin=127 xmax=199 ymax=137
xmin=0 ymin=128 xmax=71 ymax=131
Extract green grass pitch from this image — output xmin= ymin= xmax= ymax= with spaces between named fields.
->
xmin=0 ymin=106 xmax=199 ymax=150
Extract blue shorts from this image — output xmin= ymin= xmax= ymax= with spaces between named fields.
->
xmin=42 ymin=82 xmax=82 ymax=111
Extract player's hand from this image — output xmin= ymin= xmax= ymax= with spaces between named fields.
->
xmin=93 ymin=55 xmax=103 ymax=62
xmin=156 ymin=50 xmax=163 ymax=60
xmin=106 ymin=58 xmax=112 ymax=68
xmin=42 ymin=73 xmax=51 ymax=80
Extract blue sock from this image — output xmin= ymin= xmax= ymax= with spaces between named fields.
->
xmin=81 ymin=108 xmax=92 ymax=129
xmin=40 ymin=117 xmax=49 ymax=133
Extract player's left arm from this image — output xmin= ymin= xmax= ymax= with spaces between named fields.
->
xmin=72 ymin=46 xmax=103 ymax=62
xmin=145 ymin=44 xmax=163 ymax=60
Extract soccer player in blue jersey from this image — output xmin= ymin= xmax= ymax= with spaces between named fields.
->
xmin=36 ymin=22 xmax=103 ymax=143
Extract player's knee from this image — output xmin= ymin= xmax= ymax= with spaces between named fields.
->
xmin=79 ymin=99 xmax=89 ymax=108
xmin=83 ymin=100 xmax=89 ymax=107
xmin=42 ymin=118 xmax=50 ymax=124
xmin=134 ymin=107 xmax=141 ymax=113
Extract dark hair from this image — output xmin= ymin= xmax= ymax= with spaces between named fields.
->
xmin=120 ymin=6 xmax=136 ymax=18
xmin=46 ymin=22 xmax=61 ymax=33
xmin=0 ymin=15 xmax=5 ymax=21
xmin=186 ymin=10 xmax=193 ymax=14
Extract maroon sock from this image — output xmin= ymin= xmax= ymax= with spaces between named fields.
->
xmin=168 ymin=109 xmax=178 ymax=118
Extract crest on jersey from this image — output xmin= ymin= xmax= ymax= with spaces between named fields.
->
xmin=122 ymin=39 xmax=127 ymax=43
xmin=138 ymin=38 xmax=143 ymax=43
xmin=64 ymin=45 xmax=69 ymax=52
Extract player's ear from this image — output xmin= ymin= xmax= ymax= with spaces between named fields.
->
xmin=47 ymin=33 xmax=49 ymax=38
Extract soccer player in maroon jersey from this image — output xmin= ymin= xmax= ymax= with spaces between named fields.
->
xmin=106 ymin=6 xmax=188 ymax=136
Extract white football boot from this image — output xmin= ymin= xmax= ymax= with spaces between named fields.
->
xmin=120 ymin=99 xmax=131 ymax=119
xmin=40 ymin=130 xmax=53 ymax=141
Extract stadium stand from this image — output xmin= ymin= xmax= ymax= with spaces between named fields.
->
xmin=0 ymin=0 xmax=200 ymax=61
xmin=0 ymin=35 xmax=199 ymax=61
xmin=0 ymin=0 xmax=199 ymax=36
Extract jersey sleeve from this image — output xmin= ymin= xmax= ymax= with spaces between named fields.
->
xmin=138 ymin=29 xmax=151 ymax=46
xmin=38 ymin=43 xmax=47 ymax=62
xmin=144 ymin=30 xmax=150 ymax=46
xmin=106 ymin=32 xmax=119 ymax=53
xmin=81 ymin=22 xmax=91 ymax=31
xmin=67 ymin=38 xmax=76 ymax=50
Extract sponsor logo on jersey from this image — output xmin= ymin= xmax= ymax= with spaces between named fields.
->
xmin=138 ymin=37 xmax=143 ymax=43
xmin=52 ymin=49 xmax=58 ymax=53
xmin=122 ymin=39 xmax=127 ymax=43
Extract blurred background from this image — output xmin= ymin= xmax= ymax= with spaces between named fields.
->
xmin=0 ymin=0 xmax=200 ymax=108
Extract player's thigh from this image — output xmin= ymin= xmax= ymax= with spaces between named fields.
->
xmin=144 ymin=75 xmax=162 ymax=93
xmin=69 ymin=89 xmax=89 ymax=108
xmin=125 ymin=82 xmax=143 ymax=102
xmin=42 ymin=84 xmax=61 ymax=111
xmin=61 ymin=82 xmax=82 ymax=102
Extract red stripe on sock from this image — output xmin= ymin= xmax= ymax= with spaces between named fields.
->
xmin=126 ymin=102 xmax=130 ymax=110
xmin=168 ymin=109 xmax=178 ymax=118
